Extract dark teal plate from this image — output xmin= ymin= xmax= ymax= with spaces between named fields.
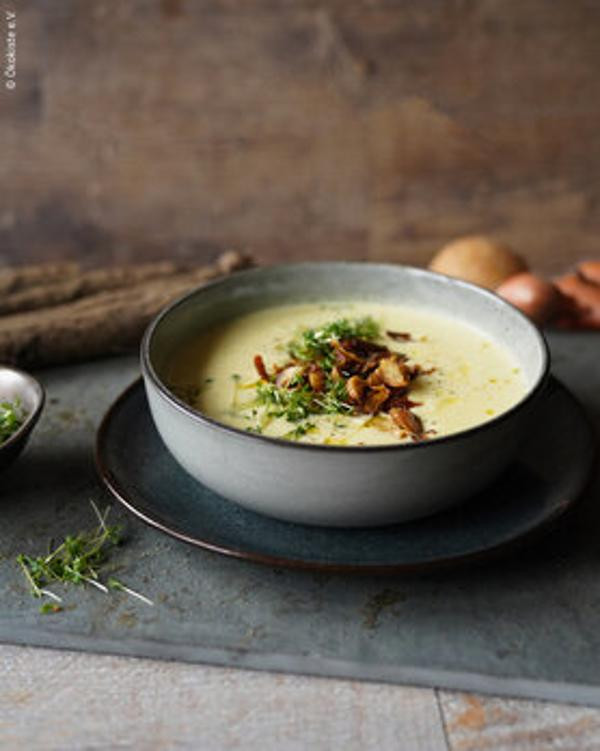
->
xmin=96 ymin=378 xmax=594 ymax=573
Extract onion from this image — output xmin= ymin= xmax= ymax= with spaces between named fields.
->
xmin=429 ymin=236 xmax=527 ymax=290
xmin=496 ymin=272 xmax=561 ymax=325
xmin=577 ymin=260 xmax=600 ymax=286
xmin=554 ymin=274 xmax=600 ymax=329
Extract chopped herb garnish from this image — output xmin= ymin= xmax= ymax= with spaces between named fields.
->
xmin=0 ymin=399 xmax=27 ymax=444
xmin=313 ymin=377 xmax=354 ymax=415
xmin=254 ymin=318 xmax=381 ymax=423
xmin=247 ymin=315 xmax=430 ymax=442
xmin=288 ymin=317 xmax=380 ymax=367
xmin=254 ymin=317 xmax=382 ymax=423
xmin=284 ymin=421 xmax=317 ymax=440
xmin=256 ymin=381 xmax=314 ymax=422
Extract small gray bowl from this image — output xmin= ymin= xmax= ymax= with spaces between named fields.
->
xmin=141 ymin=263 xmax=549 ymax=528
xmin=0 ymin=366 xmax=45 ymax=471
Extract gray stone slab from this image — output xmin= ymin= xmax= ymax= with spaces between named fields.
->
xmin=0 ymin=331 xmax=599 ymax=705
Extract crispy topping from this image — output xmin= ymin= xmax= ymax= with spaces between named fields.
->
xmin=387 ymin=392 xmax=421 ymax=410
xmin=308 ymin=366 xmax=326 ymax=393
xmin=346 ymin=375 xmax=366 ymax=403
xmin=376 ymin=355 xmax=411 ymax=388
xmin=254 ymin=354 xmax=269 ymax=381
xmin=341 ymin=337 xmax=388 ymax=357
xmin=250 ymin=316 xmax=432 ymax=441
xmin=363 ymin=384 xmax=390 ymax=414
xmin=390 ymin=407 xmax=424 ymax=440
xmin=331 ymin=340 xmax=363 ymax=369
xmin=387 ymin=330 xmax=412 ymax=341
xmin=275 ymin=364 xmax=303 ymax=388
xmin=366 ymin=369 xmax=383 ymax=387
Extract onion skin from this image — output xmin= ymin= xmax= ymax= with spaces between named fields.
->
xmin=429 ymin=236 xmax=527 ymax=290
xmin=577 ymin=260 xmax=600 ymax=286
xmin=554 ymin=274 xmax=600 ymax=329
xmin=496 ymin=272 xmax=561 ymax=325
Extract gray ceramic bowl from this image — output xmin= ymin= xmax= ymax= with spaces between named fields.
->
xmin=0 ymin=366 xmax=45 ymax=471
xmin=141 ymin=263 xmax=549 ymax=528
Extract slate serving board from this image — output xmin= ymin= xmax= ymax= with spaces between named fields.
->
xmin=1 ymin=331 xmax=599 ymax=706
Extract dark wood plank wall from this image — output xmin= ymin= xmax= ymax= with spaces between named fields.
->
xmin=3 ymin=0 xmax=600 ymax=273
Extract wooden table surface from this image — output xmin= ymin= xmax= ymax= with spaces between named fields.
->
xmin=3 ymin=644 xmax=600 ymax=751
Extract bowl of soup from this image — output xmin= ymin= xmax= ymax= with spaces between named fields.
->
xmin=141 ymin=263 xmax=549 ymax=527
xmin=0 ymin=366 xmax=45 ymax=472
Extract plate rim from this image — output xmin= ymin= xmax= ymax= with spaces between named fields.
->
xmin=95 ymin=377 xmax=595 ymax=574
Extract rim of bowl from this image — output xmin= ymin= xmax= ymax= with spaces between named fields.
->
xmin=0 ymin=365 xmax=45 ymax=450
xmin=141 ymin=262 xmax=551 ymax=453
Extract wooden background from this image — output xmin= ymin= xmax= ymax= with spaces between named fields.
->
xmin=3 ymin=0 xmax=600 ymax=273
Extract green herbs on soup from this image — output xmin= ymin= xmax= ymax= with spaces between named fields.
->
xmin=249 ymin=316 xmax=429 ymax=441
xmin=167 ymin=302 xmax=527 ymax=446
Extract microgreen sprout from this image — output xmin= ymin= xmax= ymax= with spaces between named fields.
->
xmin=0 ymin=399 xmax=27 ymax=444
xmin=251 ymin=317 xmax=381 ymax=427
xmin=288 ymin=317 xmax=380 ymax=366
xmin=107 ymin=577 xmax=155 ymax=607
xmin=283 ymin=421 xmax=317 ymax=441
xmin=16 ymin=501 xmax=154 ymax=613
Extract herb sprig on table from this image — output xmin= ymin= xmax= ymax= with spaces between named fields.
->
xmin=17 ymin=502 xmax=154 ymax=614
xmin=0 ymin=399 xmax=27 ymax=444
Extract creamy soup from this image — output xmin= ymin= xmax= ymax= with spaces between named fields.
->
xmin=167 ymin=302 xmax=526 ymax=446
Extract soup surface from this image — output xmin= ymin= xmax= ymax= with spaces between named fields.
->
xmin=167 ymin=302 xmax=526 ymax=446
